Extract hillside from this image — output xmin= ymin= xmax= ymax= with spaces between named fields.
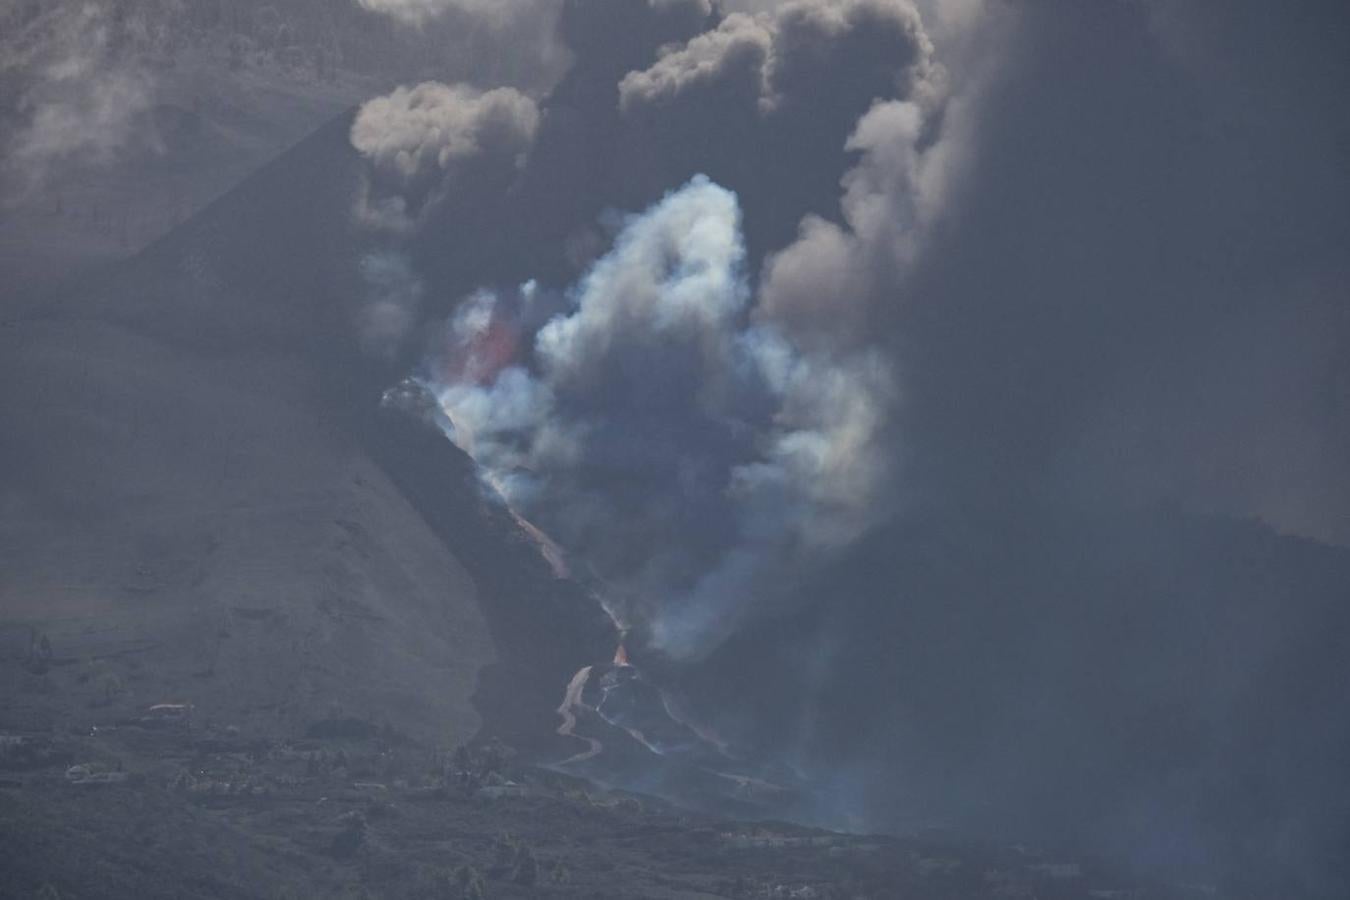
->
xmin=661 ymin=506 xmax=1350 ymax=897
xmin=0 ymin=100 xmax=1221 ymax=900
xmin=0 ymin=0 xmax=563 ymax=307
xmin=0 ymin=107 xmax=611 ymax=753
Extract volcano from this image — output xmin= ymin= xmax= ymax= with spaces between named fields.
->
xmin=3 ymin=110 xmax=1349 ymax=896
xmin=0 ymin=109 xmax=614 ymax=754
xmin=2 ymin=3 xmax=1349 ymax=895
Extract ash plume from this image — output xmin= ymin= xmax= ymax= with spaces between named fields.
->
xmin=346 ymin=0 xmax=955 ymax=657
xmin=619 ymin=0 xmax=934 ymax=117
xmin=339 ymin=7 xmax=1350 ymax=890
xmin=350 ymin=81 xmax=541 ymax=234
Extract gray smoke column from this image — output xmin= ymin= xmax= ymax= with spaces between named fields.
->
xmin=349 ymin=80 xmax=541 ymax=358
xmin=427 ymin=176 xmax=897 ymax=658
xmin=350 ymin=81 xmax=541 ymax=234
xmin=619 ymin=0 xmax=933 ymax=117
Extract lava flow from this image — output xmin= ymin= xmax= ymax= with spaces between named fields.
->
xmin=557 ymin=643 xmax=733 ymax=766
xmin=555 ymin=664 xmax=602 ymax=766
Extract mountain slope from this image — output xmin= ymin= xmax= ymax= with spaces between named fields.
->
xmin=0 ymin=109 xmax=613 ymax=750
xmin=663 ymin=505 xmax=1350 ymax=896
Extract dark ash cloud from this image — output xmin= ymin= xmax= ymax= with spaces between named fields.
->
xmin=341 ymin=2 xmax=1350 ymax=890
xmin=351 ymin=82 xmax=541 ymax=234
xmin=347 ymin=0 xmax=949 ymax=659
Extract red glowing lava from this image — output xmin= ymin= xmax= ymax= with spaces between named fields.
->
xmin=613 ymin=644 xmax=631 ymax=667
xmin=443 ymin=314 xmax=520 ymax=386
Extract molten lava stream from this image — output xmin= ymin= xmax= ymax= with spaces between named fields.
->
xmin=555 ymin=665 xmax=602 ymax=765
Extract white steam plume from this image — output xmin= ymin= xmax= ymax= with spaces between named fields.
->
xmin=427 ymin=176 xmax=897 ymax=658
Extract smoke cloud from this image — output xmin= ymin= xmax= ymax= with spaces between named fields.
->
xmin=339 ymin=0 xmax=958 ymax=655
xmin=330 ymin=0 xmax=1350 ymax=890
xmin=338 ymin=7 xmax=1350 ymax=888
xmin=427 ymin=176 xmax=896 ymax=657
xmin=759 ymin=96 xmax=958 ymax=348
xmin=619 ymin=0 xmax=932 ymax=115
xmin=351 ymin=81 xmax=541 ymax=234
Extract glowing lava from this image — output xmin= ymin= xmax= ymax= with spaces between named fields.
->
xmin=556 ymin=665 xmax=602 ymax=765
xmin=507 ymin=506 xmax=570 ymax=579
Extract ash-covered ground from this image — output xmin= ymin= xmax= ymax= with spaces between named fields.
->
xmin=0 ymin=690 xmax=1224 ymax=900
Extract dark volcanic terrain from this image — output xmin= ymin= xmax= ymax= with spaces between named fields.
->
xmin=0 ymin=715 xmax=1228 ymax=900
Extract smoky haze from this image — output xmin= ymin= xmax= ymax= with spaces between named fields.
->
xmin=3 ymin=0 xmax=1349 ymax=897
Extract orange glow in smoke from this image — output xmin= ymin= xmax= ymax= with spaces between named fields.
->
xmin=444 ymin=315 xmax=520 ymax=386
xmin=613 ymin=644 xmax=631 ymax=667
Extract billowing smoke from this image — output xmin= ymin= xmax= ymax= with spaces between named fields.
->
xmin=340 ymin=3 xmax=1350 ymax=885
xmin=619 ymin=0 xmax=934 ymax=117
xmin=346 ymin=0 xmax=1350 ymax=890
xmin=350 ymin=82 xmax=541 ymax=234
xmin=607 ymin=0 xmax=939 ymax=275
xmin=356 ymin=251 xmax=425 ymax=362
xmin=348 ymin=80 xmax=541 ymax=355
xmin=342 ymin=0 xmax=953 ymax=656
xmin=760 ymin=97 xmax=955 ymax=348
xmin=427 ymin=176 xmax=896 ymax=658
xmin=4 ymin=3 xmax=158 ymax=192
